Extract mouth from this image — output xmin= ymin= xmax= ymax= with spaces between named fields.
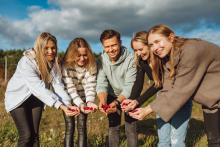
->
xmin=46 ymin=54 xmax=55 ymax=57
xmin=155 ymin=48 xmax=163 ymax=56
xmin=109 ymin=53 xmax=116 ymax=57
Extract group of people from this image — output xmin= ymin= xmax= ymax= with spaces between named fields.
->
xmin=4 ymin=24 xmax=220 ymax=147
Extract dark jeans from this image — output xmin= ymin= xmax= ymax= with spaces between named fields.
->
xmin=10 ymin=95 xmax=44 ymax=147
xmin=63 ymin=112 xmax=87 ymax=147
xmin=107 ymin=95 xmax=138 ymax=147
xmin=203 ymin=108 xmax=220 ymax=147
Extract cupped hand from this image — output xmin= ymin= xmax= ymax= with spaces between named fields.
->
xmin=128 ymin=105 xmax=153 ymax=120
xmin=121 ymin=99 xmax=138 ymax=112
xmin=60 ymin=105 xmax=80 ymax=116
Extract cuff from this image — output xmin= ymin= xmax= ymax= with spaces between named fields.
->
xmin=86 ymin=96 xmax=95 ymax=103
xmin=54 ymin=101 xmax=63 ymax=109
xmin=73 ymin=98 xmax=84 ymax=107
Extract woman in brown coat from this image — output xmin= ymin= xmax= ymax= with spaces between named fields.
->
xmin=129 ymin=24 xmax=220 ymax=147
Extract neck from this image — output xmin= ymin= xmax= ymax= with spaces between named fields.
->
xmin=162 ymin=55 xmax=169 ymax=64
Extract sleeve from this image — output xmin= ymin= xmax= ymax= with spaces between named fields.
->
xmin=62 ymin=67 xmax=84 ymax=107
xmin=19 ymin=57 xmax=62 ymax=109
xmin=129 ymin=66 xmax=144 ymax=99
xmin=51 ymin=68 xmax=72 ymax=106
xmin=120 ymin=56 xmax=137 ymax=98
xmin=150 ymin=45 xmax=209 ymax=122
xmin=130 ymin=63 xmax=160 ymax=106
xmin=84 ymin=68 xmax=97 ymax=103
xmin=135 ymin=63 xmax=161 ymax=105
xmin=136 ymin=84 xmax=160 ymax=106
xmin=96 ymin=58 xmax=109 ymax=94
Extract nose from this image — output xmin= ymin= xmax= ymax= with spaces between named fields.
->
xmin=109 ymin=46 xmax=115 ymax=52
xmin=137 ymin=50 xmax=141 ymax=56
xmin=80 ymin=56 xmax=84 ymax=61
xmin=47 ymin=48 xmax=53 ymax=54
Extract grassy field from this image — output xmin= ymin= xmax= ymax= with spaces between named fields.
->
xmin=0 ymin=84 xmax=208 ymax=147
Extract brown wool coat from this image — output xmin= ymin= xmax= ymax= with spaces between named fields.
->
xmin=150 ymin=39 xmax=220 ymax=122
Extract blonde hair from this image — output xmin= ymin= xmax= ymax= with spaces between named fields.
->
xmin=33 ymin=32 xmax=59 ymax=87
xmin=131 ymin=31 xmax=148 ymax=66
xmin=131 ymin=31 xmax=161 ymax=88
xmin=63 ymin=37 xmax=96 ymax=74
xmin=148 ymin=24 xmax=187 ymax=78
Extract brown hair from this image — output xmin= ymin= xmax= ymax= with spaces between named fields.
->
xmin=100 ymin=29 xmax=121 ymax=43
xmin=131 ymin=31 xmax=161 ymax=88
xmin=63 ymin=37 xmax=96 ymax=74
xmin=34 ymin=32 xmax=59 ymax=86
xmin=148 ymin=24 xmax=187 ymax=78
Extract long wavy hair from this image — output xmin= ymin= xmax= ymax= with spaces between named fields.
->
xmin=63 ymin=37 xmax=96 ymax=74
xmin=33 ymin=32 xmax=59 ymax=86
xmin=131 ymin=31 xmax=161 ymax=88
xmin=148 ymin=24 xmax=187 ymax=79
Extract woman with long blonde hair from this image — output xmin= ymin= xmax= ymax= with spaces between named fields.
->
xmin=121 ymin=31 xmax=161 ymax=111
xmin=62 ymin=37 xmax=97 ymax=147
xmin=4 ymin=32 xmax=79 ymax=147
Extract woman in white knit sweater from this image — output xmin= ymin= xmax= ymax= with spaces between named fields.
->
xmin=62 ymin=37 xmax=97 ymax=147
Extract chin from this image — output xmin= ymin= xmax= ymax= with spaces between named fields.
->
xmin=78 ymin=64 xmax=85 ymax=67
xmin=47 ymin=58 xmax=55 ymax=62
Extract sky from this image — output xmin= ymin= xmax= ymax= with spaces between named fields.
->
xmin=0 ymin=0 xmax=220 ymax=53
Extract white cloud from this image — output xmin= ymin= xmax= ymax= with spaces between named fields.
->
xmin=0 ymin=0 xmax=220 ymax=49
xmin=186 ymin=28 xmax=220 ymax=46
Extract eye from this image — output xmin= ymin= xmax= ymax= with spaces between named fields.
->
xmin=148 ymin=44 xmax=153 ymax=47
xmin=51 ymin=47 xmax=56 ymax=50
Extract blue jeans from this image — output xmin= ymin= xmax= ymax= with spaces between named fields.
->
xmin=156 ymin=100 xmax=192 ymax=147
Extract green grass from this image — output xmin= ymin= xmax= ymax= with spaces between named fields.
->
xmin=0 ymin=85 xmax=208 ymax=147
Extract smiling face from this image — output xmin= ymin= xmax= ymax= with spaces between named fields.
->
xmin=102 ymin=36 xmax=121 ymax=62
xmin=75 ymin=47 xmax=88 ymax=67
xmin=44 ymin=39 xmax=57 ymax=62
xmin=148 ymin=33 xmax=173 ymax=59
xmin=132 ymin=41 xmax=150 ymax=61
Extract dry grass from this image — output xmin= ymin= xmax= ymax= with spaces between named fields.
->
xmin=0 ymin=82 xmax=208 ymax=147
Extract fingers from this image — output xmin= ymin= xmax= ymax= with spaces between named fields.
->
xmin=128 ymin=108 xmax=148 ymax=120
xmin=99 ymin=103 xmax=107 ymax=114
xmin=106 ymin=106 xmax=117 ymax=114
xmin=121 ymin=101 xmax=137 ymax=112
xmin=65 ymin=107 xmax=80 ymax=116
xmin=86 ymin=102 xmax=98 ymax=112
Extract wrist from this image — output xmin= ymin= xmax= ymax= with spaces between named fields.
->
xmin=86 ymin=101 xmax=93 ymax=105
xmin=144 ymin=105 xmax=153 ymax=115
xmin=117 ymin=95 xmax=126 ymax=102
xmin=59 ymin=104 xmax=65 ymax=110
xmin=114 ymin=99 xmax=120 ymax=105
xmin=134 ymin=100 xmax=139 ymax=106
xmin=79 ymin=103 xmax=85 ymax=108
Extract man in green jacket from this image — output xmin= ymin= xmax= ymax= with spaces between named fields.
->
xmin=96 ymin=29 xmax=137 ymax=147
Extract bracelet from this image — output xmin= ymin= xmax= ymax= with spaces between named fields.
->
xmin=114 ymin=99 xmax=120 ymax=105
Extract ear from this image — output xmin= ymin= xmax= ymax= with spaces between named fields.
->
xmin=119 ymin=39 xmax=122 ymax=45
xmin=169 ymin=33 xmax=175 ymax=42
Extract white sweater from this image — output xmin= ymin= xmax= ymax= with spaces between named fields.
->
xmin=5 ymin=49 xmax=71 ymax=112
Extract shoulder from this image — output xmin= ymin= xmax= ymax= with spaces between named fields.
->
xmin=179 ymin=39 xmax=211 ymax=66
xmin=180 ymin=39 xmax=220 ymax=66
xmin=181 ymin=39 xmax=219 ymax=54
xmin=18 ymin=56 xmax=36 ymax=68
